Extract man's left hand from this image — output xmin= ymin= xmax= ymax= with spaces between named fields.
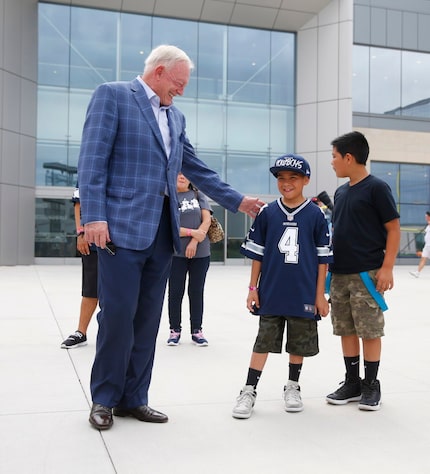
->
xmin=239 ymin=196 xmax=265 ymax=218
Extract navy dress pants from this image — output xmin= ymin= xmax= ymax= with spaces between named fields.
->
xmin=90 ymin=201 xmax=173 ymax=408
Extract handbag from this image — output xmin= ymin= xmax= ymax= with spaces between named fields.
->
xmin=207 ymin=215 xmax=224 ymax=243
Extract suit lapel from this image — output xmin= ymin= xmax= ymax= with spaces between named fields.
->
xmin=130 ymin=79 xmax=167 ymax=156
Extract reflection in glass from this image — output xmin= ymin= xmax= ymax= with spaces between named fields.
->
xmin=352 ymin=45 xmax=369 ymax=113
xmin=401 ymin=52 xmax=430 ymax=117
xmin=120 ymin=14 xmax=152 ymax=80
xmin=400 ymin=164 xmax=430 ymax=205
xmin=227 ymin=26 xmax=271 ymax=104
xmin=353 ymin=45 xmax=430 ymax=119
xmin=226 ymin=153 xmax=270 ymax=195
xmin=369 ymin=48 xmax=401 ymax=114
xmin=371 ymin=161 xmax=399 ymax=202
xmin=38 ymin=4 xmax=71 ymax=87
xmin=35 ymin=198 xmax=76 ymax=257
xmin=70 ymin=8 xmax=118 ymax=88
xmin=37 ymin=3 xmax=296 ymax=259
xmin=197 ymin=24 xmax=226 ymax=100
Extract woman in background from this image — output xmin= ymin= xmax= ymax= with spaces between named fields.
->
xmin=167 ymin=173 xmax=212 ymax=346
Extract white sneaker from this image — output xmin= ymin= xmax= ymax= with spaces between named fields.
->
xmin=283 ymin=380 xmax=303 ymax=412
xmin=232 ymin=385 xmax=257 ymax=419
xmin=409 ymin=271 xmax=420 ymax=278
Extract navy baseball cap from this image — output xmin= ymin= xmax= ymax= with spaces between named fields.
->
xmin=270 ymin=154 xmax=311 ymax=178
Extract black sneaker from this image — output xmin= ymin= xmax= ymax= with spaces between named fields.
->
xmin=358 ymin=380 xmax=381 ymax=411
xmin=326 ymin=379 xmax=362 ymax=405
xmin=61 ymin=331 xmax=87 ymax=349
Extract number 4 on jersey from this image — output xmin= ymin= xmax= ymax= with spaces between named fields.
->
xmin=278 ymin=227 xmax=299 ymax=264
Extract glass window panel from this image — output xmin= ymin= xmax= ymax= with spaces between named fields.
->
xmin=369 ymin=47 xmax=401 ymax=114
xmin=400 ymin=163 xmax=430 ymax=204
xmin=401 ymin=51 xmax=430 ymax=118
xmin=370 ymin=162 xmax=399 ymax=202
xmin=152 ymin=17 xmax=198 ymax=98
xmin=38 ymin=4 xmax=71 ymax=87
xmin=69 ymin=8 xmax=118 ymax=88
xmin=270 ymin=106 xmax=294 ymax=155
xmin=35 ymin=198 xmax=77 ymax=257
xmin=226 ymin=153 xmax=271 ymax=195
xmin=68 ymin=89 xmax=93 ymax=142
xmin=399 ymin=204 xmax=429 ymax=227
xmin=270 ymin=31 xmax=295 ymax=106
xmin=36 ymin=142 xmax=75 ymax=186
xmin=352 ymin=45 xmax=369 ymax=113
xmin=197 ymin=23 xmax=226 ymax=100
xmin=209 ymin=204 xmax=225 ymax=262
xmin=226 ymin=212 xmax=249 ymax=258
xmin=120 ymin=13 xmax=152 ymax=80
xmin=227 ymin=26 xmax=271 ymax=103
xmin=196 ymin=101 xmax=225 ymax=150
xmin=172 ymin=98 xmax=197 ymax=144
xmin=227 ymin=104 xmax=270 ymax=152
xmin=37 ymin=4 xmax=296 ymax=259
xmin=198 ymin=152 xmax=226 ymax=181
xmin=37 ymin=87 xmax=69 ymax=141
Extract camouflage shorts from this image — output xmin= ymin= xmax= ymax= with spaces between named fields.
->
xmin=330 ymin=270 xmax=385 ymax=339
xmin=253 ymin=315 xmax=319 ymax=357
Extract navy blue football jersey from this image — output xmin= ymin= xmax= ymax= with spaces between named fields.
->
xmin=241 ymin=198 xmax=332 ymax=319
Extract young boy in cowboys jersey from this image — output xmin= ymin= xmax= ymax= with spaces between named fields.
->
xmin=232 ymin=154 xmax=332 ymax=419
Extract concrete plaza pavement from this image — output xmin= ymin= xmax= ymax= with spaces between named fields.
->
xmin=0 ymin=263 xmax=429 ymax=474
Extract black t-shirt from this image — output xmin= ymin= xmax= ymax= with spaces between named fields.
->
xmin=329 ymin=174 xmax=399 ymax=274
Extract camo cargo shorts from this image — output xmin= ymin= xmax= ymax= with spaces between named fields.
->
xmin=253 ymin=315 xmax=319 ymax=357
xmin=329 ymin=270 xmax=384 ymax=339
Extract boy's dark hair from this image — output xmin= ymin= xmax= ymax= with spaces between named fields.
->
xmin=426 ymin=211 xmax=430 ymax=217
xmin=331 ymin=131 xmax=369 ymax=165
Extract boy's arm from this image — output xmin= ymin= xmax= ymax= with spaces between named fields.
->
xmin=74 ymin=202 xmax=82 ymax=232
xmin=75 ymin=202 xmax=91 ymax=256
xmin=246 ymin=260 xmax=261 ymax=312
xmin=375 ymin=218 xmax=401 ymax=292
xmin=315 ymin=263 xmax=329 ymax=317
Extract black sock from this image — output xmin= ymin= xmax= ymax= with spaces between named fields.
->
xmin=344 ymin=355 xmax=360 ymax=382
xmin=364 ymin=360 xmax=379 ymax=383
xmin=246 ymin=368 xmax=262 ymax=388
xmin=288 ymin=363 xmax=302 ymax=382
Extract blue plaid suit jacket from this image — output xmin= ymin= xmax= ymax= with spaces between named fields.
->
xmin=78 ymin=78 xmax=243 ymax=252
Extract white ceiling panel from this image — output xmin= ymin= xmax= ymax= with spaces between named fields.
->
xmin=274 ymin=10 xmax=315 ymax=31
xmin=154 ymin=0 xmax=205 ymax=20
xmin=122 ymin=0 xmax=156 ymax=15
xmin=201 ymin=0 xmax=235 ymax=24
xmin=230 ymin=4 xmax=279 ymax=29
xmin=53 ymin=0 xmax=334 ymax=32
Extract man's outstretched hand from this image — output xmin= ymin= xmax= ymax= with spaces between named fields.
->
xmin=239 ymin=196 xmax=265 ymax=218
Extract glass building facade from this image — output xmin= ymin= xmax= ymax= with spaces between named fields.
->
xmin=353 ymin=45 xmax=430 ymax=118
xmin=36 ymin=2 xmax=295 ymax=260
xmin=353 ymin=44 xmax=430 ymax=256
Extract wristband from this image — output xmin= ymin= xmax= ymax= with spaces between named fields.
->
xmin=76 ymin=227 xmax=85 ymax=237
xmin=248 ymin=286 xmax=258 ymax=291
xmin=187 ymin=228 xmax=192 ymax=237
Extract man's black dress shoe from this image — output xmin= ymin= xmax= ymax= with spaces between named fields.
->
xmin=89 ymin=403 xmax=113 ymax=430
xmin=113 ymin=405 xmax=168 ymax=423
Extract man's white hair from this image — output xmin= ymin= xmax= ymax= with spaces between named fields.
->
xmin=144 ymin=45 xmax=194 ymax=73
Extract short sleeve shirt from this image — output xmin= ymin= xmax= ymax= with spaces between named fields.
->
xmin=176 ymin=189 xmax=211 ymax=258
xmin=240 ymin=198 xmax=332 ymax=319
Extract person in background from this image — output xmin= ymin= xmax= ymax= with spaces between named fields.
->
xmin=167 ymin=172 xmax=211 ymax=347
xmin=78 ymin=44 xmax=264 ymax=431
xmin=61 ymin=184 xmax=98 ymax=349
xmin=326 ymin=131 xmax=400 ymax=411
xmin=232 ymin=154 xmax=332 ymax=419
xmin=409 ymin=211 xmax=430 ymax=278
